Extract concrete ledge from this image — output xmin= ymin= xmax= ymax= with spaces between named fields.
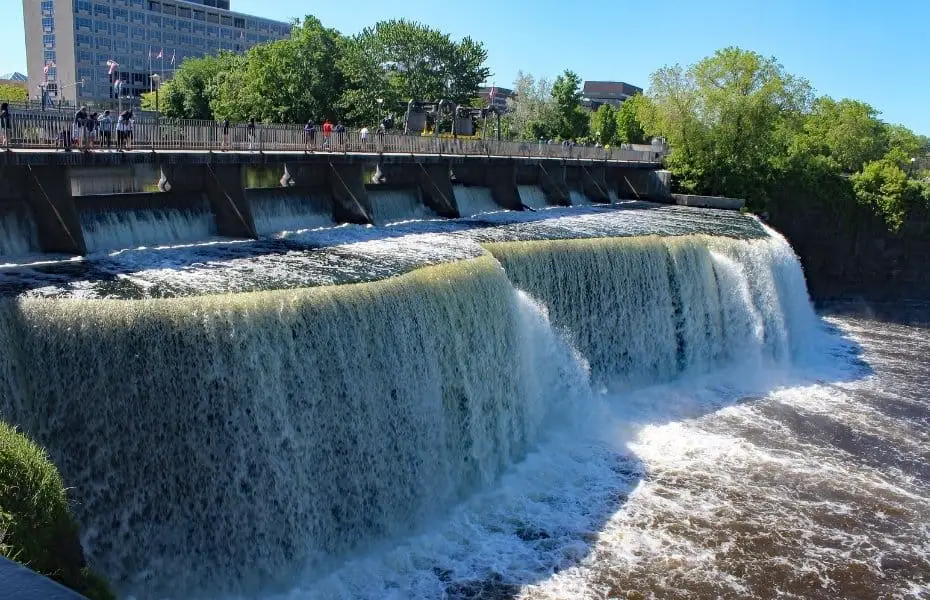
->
xmin=673 ymin=194 xmax=745 ymax=211
xmin=0 ymin=556 xmax=86 ymax=600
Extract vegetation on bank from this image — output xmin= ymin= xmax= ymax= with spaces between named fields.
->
xmin=147 ymin=11 xmax=927 ymax=234
xmin=0 ymin=421 xmax=113 ymax=599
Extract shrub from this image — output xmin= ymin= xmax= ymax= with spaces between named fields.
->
xmin=0 ymin=421 xmax=114 ymax=599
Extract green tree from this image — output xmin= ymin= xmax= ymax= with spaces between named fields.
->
xmin=341 ymin=19 xmax=490 ymax=124
xmin=0 ymin=84 xmax=27 ymax=103
xmin=616 ymin=94 xmax=648 ymax=144
xmin=851 ymin=149 xmax=930 ymax=231
xmin=884 ymin=123 xmax=929 ymax=159
xmin=589 ymin=103 xmax=618 ymax=145
xmin=801 ymin=97 xmax=886 ymax=173
xmin=503 ymin=71 xmax=556 ymax=140
xmin=551 ymin=70 xmax=588 ymax=140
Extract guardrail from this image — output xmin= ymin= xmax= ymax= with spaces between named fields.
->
xmin=0 ymin=112 xmax=667 ymax=163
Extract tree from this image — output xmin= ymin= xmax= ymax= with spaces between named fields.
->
xmin=551 ymin=70 xmax=588 ymax=140
xmin=503 ymin=71 xmax=556 ymax=140
xmin=341 ymin=19 xmax=490 ymax=125
xmin=884 ymin=123 xmax=929 ymax=159
xmin=616 ymin=94 xmax=647 ymax=144
xmin=589 ymin=103 xmax=618 ymax=145
xmin=852 ymin=149 xmax=929 ymax=231
xmin=0 ymin=84 xmax=27 ymax=104
xmin=802 ymin=97 xmax=886 ymax=173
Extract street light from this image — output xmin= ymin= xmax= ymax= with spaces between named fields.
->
xmin=376 ymin=98 xmax=383 ymax=123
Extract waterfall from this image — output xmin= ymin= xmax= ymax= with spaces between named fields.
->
xmin=0 ymin=256 xmax=586 ymax=598
xmin=453 ymin=185 xmax=501 ymax=217
xmin=80 ymin=205 xmax=218 ymax=253
xmin=569 ymin=190 xmax=593 ymax=206
xmin=0 ymin=209 xmax=38 ymax=257
xmin=369 ymin=188 xmax=438 ymax=225
xmin=483 ymin=233 xmax=815 ymax=386
xmin=249 ymin=189 xmax=335 ymax=236
xmin=518 ymin=185 xmax=550 ymax=210
xmin=0 ymin=214 xmax=820 ymax=599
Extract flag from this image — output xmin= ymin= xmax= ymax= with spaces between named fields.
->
xmin=107 ymin=60 xmax=119 ymax=75
xmin=43 ymin=64 xmax=49 ymax=74
xmin=156 ymin=48 xmax=163 ymax=59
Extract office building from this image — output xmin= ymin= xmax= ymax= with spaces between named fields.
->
xmin=23 ymin=0 xmax=292 ymax=104
xmin=582 ymin=81 xmax=643 ymax=109
xmin=477 ymin=86 xmax=515 ymax=113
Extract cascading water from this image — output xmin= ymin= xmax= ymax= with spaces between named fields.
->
xmin=569 ymin=189 xmax=593 ymax=206
xmin=453 ymin=185 xmax=501 ymax=216
xmin=0 ymin=205 xmax=857 ymax=600
xmin=518 ymin=185 xmax=550 ymax=210
xmin=80 ymin=205 xmax=218 ymax=253
xmin=0 ymin=209 xmax=38 ymax=257
xmin=368 ymin=188 xmax=437 ymax=225
xmin=249 ymin=189 xmax=335 ymax=236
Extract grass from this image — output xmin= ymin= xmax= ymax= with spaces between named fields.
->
xmin=0 ymin=421 xmax=114 ymax=599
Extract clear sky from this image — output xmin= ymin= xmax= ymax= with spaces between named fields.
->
xmin=5 ymin=0 xmax=928 ymax=133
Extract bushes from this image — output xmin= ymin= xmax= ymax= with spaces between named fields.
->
xmin=0 ymin=421 xmax=113 ymax=599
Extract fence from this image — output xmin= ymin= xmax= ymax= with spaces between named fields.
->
xmin=1 ymin=111 xmax=666 ymax=163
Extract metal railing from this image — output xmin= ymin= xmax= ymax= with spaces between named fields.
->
xmin=0 ymin=111 xmax=667 ymax=163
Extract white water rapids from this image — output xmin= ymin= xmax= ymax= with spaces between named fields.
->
xmin=0 ymin=210 xmax=926 ymax=599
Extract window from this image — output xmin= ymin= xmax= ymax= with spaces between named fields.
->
xmin=113 ymin=8 xmax=128 ymax=20
xmin=42 ymin=17 xmax=55 ymax=29
xmin=133 ymin=25 xmax=145 ymax=37
xmin=75 ymin=34 xmax=92 ymax=46
xmin=163 ymin=18 xmax=176 ymax=29
xmin=75 ymin=1 xmax=93 ymax=14
xmin=246 ymin=19 xmax=255 ymax=30
xmin=130 ymin=0 xmax=144 ymax=7
xmin=221 ymin=28 xmax=232 ymax=39
xmin=217 ymin=0 xmax=229 ymax=9
xmin=178 ymin=20 xmax=191 ymax=32
xmin=206 ymin=12 xmax=219 ymax=24
xmin=132 ymin=42 xmax=146 ymax=53
xmin=220 ymin=15 xmax=232 ymax=26
xmin=178 ymin=6 xmax=191 ymax=18
xmin=258 ymin=21 xmax=269 ymax=33
xmin=131 ymin=11 xmax=145 ymax=23
xmin=220 ymin=41 xmax=233 ymax=51
xmin=193 ymin=10 xmax=204 ymax=21
xmin=44 ymin=50 xmax=57 ymax=62
xmin=192 ymin=37 xmax=204 ymax=48
xmin=148 ymin=1 xmax=161 ymax=12
xmin=164 ymin=32 xmax=176 ymax=43
xmin=247 ymin=32 xmax=257 ymax=43
xmin=147 ymin=30 xmax=161 ymax=42
xmin=193 ymin=22 xmax=205 ymax=35
xmin=94 ymin=21 xmax=109 ymax=35
xmin=206 ymin=25 xmax=218 ymax=36
xmin=147 ymin=15 xmax=161 ymax=26
xmin=115 ymin=39 xmax=129 ymax=52
xmin=95 ymin=37 xmax=111 ymax=51
xmin=162 ymin=3 xmax=176 ymax=15
xmin=233 ymin=17 xmax=245 ymax=29
xmin=178 ymin=33 xmax=191 ymax=46
xmin=77 ymin=67 xmax=94 ymax=82
xmin=75 ymin=17 xmax=92 ymax=30
xmin=93 ymin=4 xmax=110 ymax=17
xmin=41 ymin=0 xmax=55 ymax=13
xmin=114 ymin=23 xmax=129 ymax=36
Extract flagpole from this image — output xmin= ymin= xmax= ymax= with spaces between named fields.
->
xmin=148 ymin=47 xmax=152 ymax=93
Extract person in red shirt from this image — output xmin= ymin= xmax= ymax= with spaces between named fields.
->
xmin=322 ymin=120 xmax=333 ymax=149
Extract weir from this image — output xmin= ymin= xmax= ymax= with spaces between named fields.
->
xmin=0 ymin=200 xmax=815 ymax=599
xmin=0 ymin=152 xmax=678 ymax=257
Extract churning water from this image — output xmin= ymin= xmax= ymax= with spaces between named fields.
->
xmin=453 ymin=185 xmax=501 ymax=217
xmin=369 ymin=188 xmax=438 ymax=225
xmin=0 ymin=209 xmax=38 ymax=258
xmin=518 ymin=185 xmax=550 ymax=210
xmin=80 ymin=205 xmax=218 ymax=253
xmin=0 ymin=204 xmax=926 ymax=599
xmin=249 ymin=189 xmax=336 ymax=236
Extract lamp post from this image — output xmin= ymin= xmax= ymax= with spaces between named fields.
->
xmin=376 ymin=98 xmax=383 ymax=123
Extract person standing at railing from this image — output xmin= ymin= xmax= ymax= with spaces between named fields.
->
xmin=335 ymin=122 xmax=346 ymax=150
xmin=222 ymin=118 xmax=230 ymax=150
xmin=98 ymin=110 xmax=113 ymax=150
xmin=86 ymin=112 xmax=99 ymax=151
xmin=0 ymin=103 xmax=11 ymax=148
xmin=72 ymin=106 xmax=88 ymax=150
xmin=247 ymin=118 xmax=256 ymax=150
xmin=322 ymin=120 xmax=333 ymax=150
xmin=304 ymin=120 xmax=315 ymax=152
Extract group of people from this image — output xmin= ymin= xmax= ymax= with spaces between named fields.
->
xmin=302 ymin=119 xmax=348 ymax=151
xmin=67 ymin=106 xmax=135 ymax=151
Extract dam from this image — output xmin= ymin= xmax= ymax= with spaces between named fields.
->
xmin=4 ymin=150 xmax=915 ymax=600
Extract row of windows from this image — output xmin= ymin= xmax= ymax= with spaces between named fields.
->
xmin=75 ymin=5 xmax=289 ymax=37
xmin=75 ymin=18 xmax=273 ymax=44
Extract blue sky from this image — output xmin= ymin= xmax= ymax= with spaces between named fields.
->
xmin=5 ymin=0 xmax=929 ymax=133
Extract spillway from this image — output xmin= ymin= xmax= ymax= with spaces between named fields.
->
xmin=518 ymin=185 xmax=550 ymax=210
xmin=569 ymin=189 xmax=593 ymax=206
xmin=249 ymin=189 xmax=335 ymax=236
xmin=80 ymin=204 xmax=218 ymax=253
xmin=453 ymin=185 xmax=501 ymax=216
xmin=0 ymin=204 xmax=822 ymax=599
xmin=0 ymin=208 xmax=38 ymax=258
xmin=368 ymin=188 xmax=438 ymax=225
